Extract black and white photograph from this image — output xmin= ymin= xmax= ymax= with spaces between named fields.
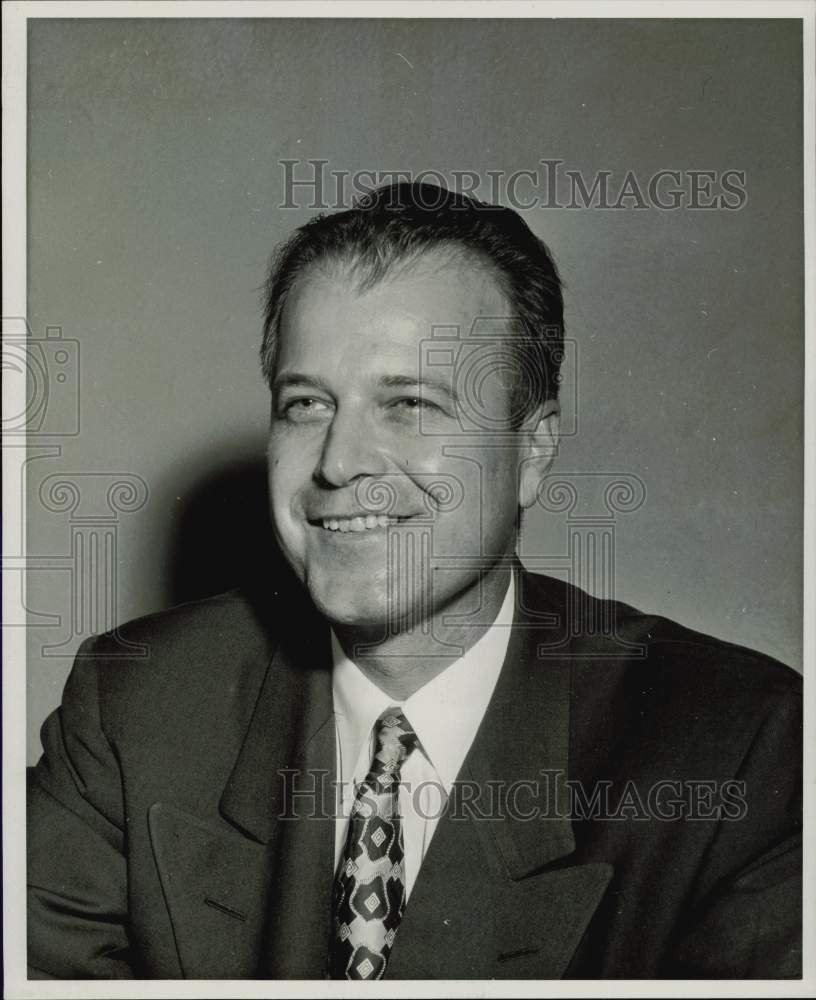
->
xmin=2 ymin=1 xmax=812 ymax=994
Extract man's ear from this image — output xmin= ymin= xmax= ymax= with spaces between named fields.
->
xmin=518 ymin=399 xmax=560 ymax=510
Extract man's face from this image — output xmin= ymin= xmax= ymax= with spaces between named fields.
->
xmin=267 ymin=251 xmax=544 ymax=629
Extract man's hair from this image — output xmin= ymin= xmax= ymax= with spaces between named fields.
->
xmin=260 ymin=181 xmax=564 ymax=424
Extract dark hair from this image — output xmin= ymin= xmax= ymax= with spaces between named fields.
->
xmin=260 ymin=182 xmax=564 ymax=422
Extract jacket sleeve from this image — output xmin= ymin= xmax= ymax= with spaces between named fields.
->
xmin=663 ymin=683 xmax=802 ymax=978
xmin=28 ymin=637 xmax=136 ymax=978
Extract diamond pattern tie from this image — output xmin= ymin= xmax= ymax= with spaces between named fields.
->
xmin=329 ymin=708 xmax=418 ymax=980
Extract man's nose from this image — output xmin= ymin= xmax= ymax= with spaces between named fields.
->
xmin=315 ymin=407 xmax=387 ymax=487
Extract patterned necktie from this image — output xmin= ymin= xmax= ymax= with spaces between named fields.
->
xmin=329 ymin=708 xmax=418 ymax=980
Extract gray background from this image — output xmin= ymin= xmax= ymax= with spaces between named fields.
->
xmin=26 ymin=18 xmax=803 ymax=762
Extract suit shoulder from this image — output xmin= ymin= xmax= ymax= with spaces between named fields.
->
xmin=99 ymin=588 xmax=267 ymax=648
xmin=617 ymin=607 xmax=800 ymax=700
xmin=70 ymin=588 xmax=300 ymax=741
xmin=521 ymin=568 xmax=800 ymax=702
xmin=83 ymin=588 xmax=287 ymax=697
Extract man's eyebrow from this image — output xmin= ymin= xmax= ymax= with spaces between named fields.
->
xmin=272 ymin=371 xmax=460 ymax=403
xmin=380 ymin=374 xmax=459 ymax=403
xmin=272 ymin=373 xmax=333 ymax=395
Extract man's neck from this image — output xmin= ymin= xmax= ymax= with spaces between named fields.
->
xmin=332 ymin=561 xmax=514 ymax=700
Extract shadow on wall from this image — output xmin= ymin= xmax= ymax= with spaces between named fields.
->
xmin=167 ymin=455 xmax=295 ymax=607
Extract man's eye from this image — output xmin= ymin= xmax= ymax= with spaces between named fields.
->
xmin=282 ymin=398 xmax=331 ymax=421
xmin=393 ymin=397 xmax=438 ymax=412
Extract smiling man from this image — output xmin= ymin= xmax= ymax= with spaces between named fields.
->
xmin=265 ymin=236 xmax=557 ymax=696
xmin=28 ymin=183 xmax=802 ymax=981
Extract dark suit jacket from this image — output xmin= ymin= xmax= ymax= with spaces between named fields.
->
xmin=27 ymin=564 xmax=802 ymax=979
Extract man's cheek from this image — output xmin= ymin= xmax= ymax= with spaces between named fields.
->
xmin=268 ymin=484 xmax=304 ymax=555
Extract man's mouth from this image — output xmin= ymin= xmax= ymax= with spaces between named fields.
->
xmin=314 ymin=514 xmax=416 ymax=533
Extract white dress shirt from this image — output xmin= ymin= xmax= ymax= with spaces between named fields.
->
xmin=331 ymin=572 xmax=515 ymax=899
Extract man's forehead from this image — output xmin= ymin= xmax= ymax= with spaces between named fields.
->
xmin=281 ymin=250 xmax=511 ymax=334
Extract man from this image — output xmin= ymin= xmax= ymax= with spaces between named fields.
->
xmin=28 ymin=182 xmax=801 ymax=979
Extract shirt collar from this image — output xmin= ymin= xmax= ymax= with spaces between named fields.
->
xmin=331 ymin=571 xmax=515 ymax=792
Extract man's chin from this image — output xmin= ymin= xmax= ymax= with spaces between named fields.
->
xmin=308 ymin=593 xmax=392 ymax=630
xmin=302 ymin=571 xmax=392 ymax=629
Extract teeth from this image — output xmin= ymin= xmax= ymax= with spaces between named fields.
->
xmin=321 ymin=515 xmax=405 ymax=532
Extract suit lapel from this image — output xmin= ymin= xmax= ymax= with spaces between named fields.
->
xmin=385 ymin=811 xmax=612 ymax=980
xmin=149 ymin=593 xmax=337 ymax=979
xmin=148 ymin=803 xmax=272 ymax=978
xmin=387 ymin=563 xmax=614 ymax=978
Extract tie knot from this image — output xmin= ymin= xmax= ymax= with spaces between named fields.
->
xmin=371 ymin=708 xmax=417 ymax=775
